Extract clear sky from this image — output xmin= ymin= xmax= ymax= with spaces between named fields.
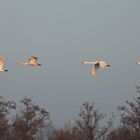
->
xmin=0 ymin=0 xmax=140 ymax=127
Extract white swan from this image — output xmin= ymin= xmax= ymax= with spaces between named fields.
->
xmin=15 ymin=56 xmax=41 ymax=66
xmin=0 ymin=56 xmax=8 ymax=72
xmin=82 ymin=60 xmax=110 ymax=75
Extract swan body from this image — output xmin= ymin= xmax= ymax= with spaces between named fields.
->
xmin=82 ymin=60 xmax=110 ymax=75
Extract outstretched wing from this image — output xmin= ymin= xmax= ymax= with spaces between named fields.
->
xmin=0 ymin=56 xmax=7 ymax=71
xmin=31 ymin=56 xmax=38 ymax=60
xmin=91 ymin=63 xmax=99 ymax=75
xmin=0 ymin=61 xmax=4 ymax=71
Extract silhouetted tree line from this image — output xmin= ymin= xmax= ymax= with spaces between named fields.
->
xmin=1 ymin=87 xmax=140 ymax=140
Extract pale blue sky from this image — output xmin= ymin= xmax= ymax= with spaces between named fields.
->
xmin=0 ymin=0 xmax=140 ymax=127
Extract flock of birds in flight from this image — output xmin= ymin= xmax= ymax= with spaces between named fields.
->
xmin=0 ymin=55 xmax=140 ymax=75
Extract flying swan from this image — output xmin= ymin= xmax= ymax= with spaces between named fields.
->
xmin=15 ymin=56 xmax=41 ymax=66
xmin=82 ymin=60 xmax=110 ymax=75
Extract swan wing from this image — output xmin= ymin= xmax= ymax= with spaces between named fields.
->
xmin=31 ymin=56 xmax=38 ymax=61
xmin=91 ymin=63 xmax=99 ymax=75
xmin=0 ymin=61 xmax=4 ymax=71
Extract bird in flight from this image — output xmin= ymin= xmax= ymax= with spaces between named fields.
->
xmin=82 ymin=60 xmax=110 ymax=75
xmin=0 ymin=56 xmax=8 ymax=72
xmin=15 ymin=56 xmax=41 ymax=66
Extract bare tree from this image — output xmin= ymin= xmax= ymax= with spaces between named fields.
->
xmin=107 ymin=126 xmax=132 ymax=140
xmin=36 ymin=121 xmax=56 ymax=140
xmin=0 ymin=96 xmax=16 ymax=140
xmin=50 ymin=122 xmax=85 ymax=140
xmin=75 ymin=101 xmax=112 ymax=140
xmin=117 ymin=87 xmax=140 ymax=139
xmin=12 ymin=97 xmax=49 ymax=140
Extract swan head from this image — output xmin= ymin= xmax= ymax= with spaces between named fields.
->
xmin=82 ymin=61 xmax=89 ymax=64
